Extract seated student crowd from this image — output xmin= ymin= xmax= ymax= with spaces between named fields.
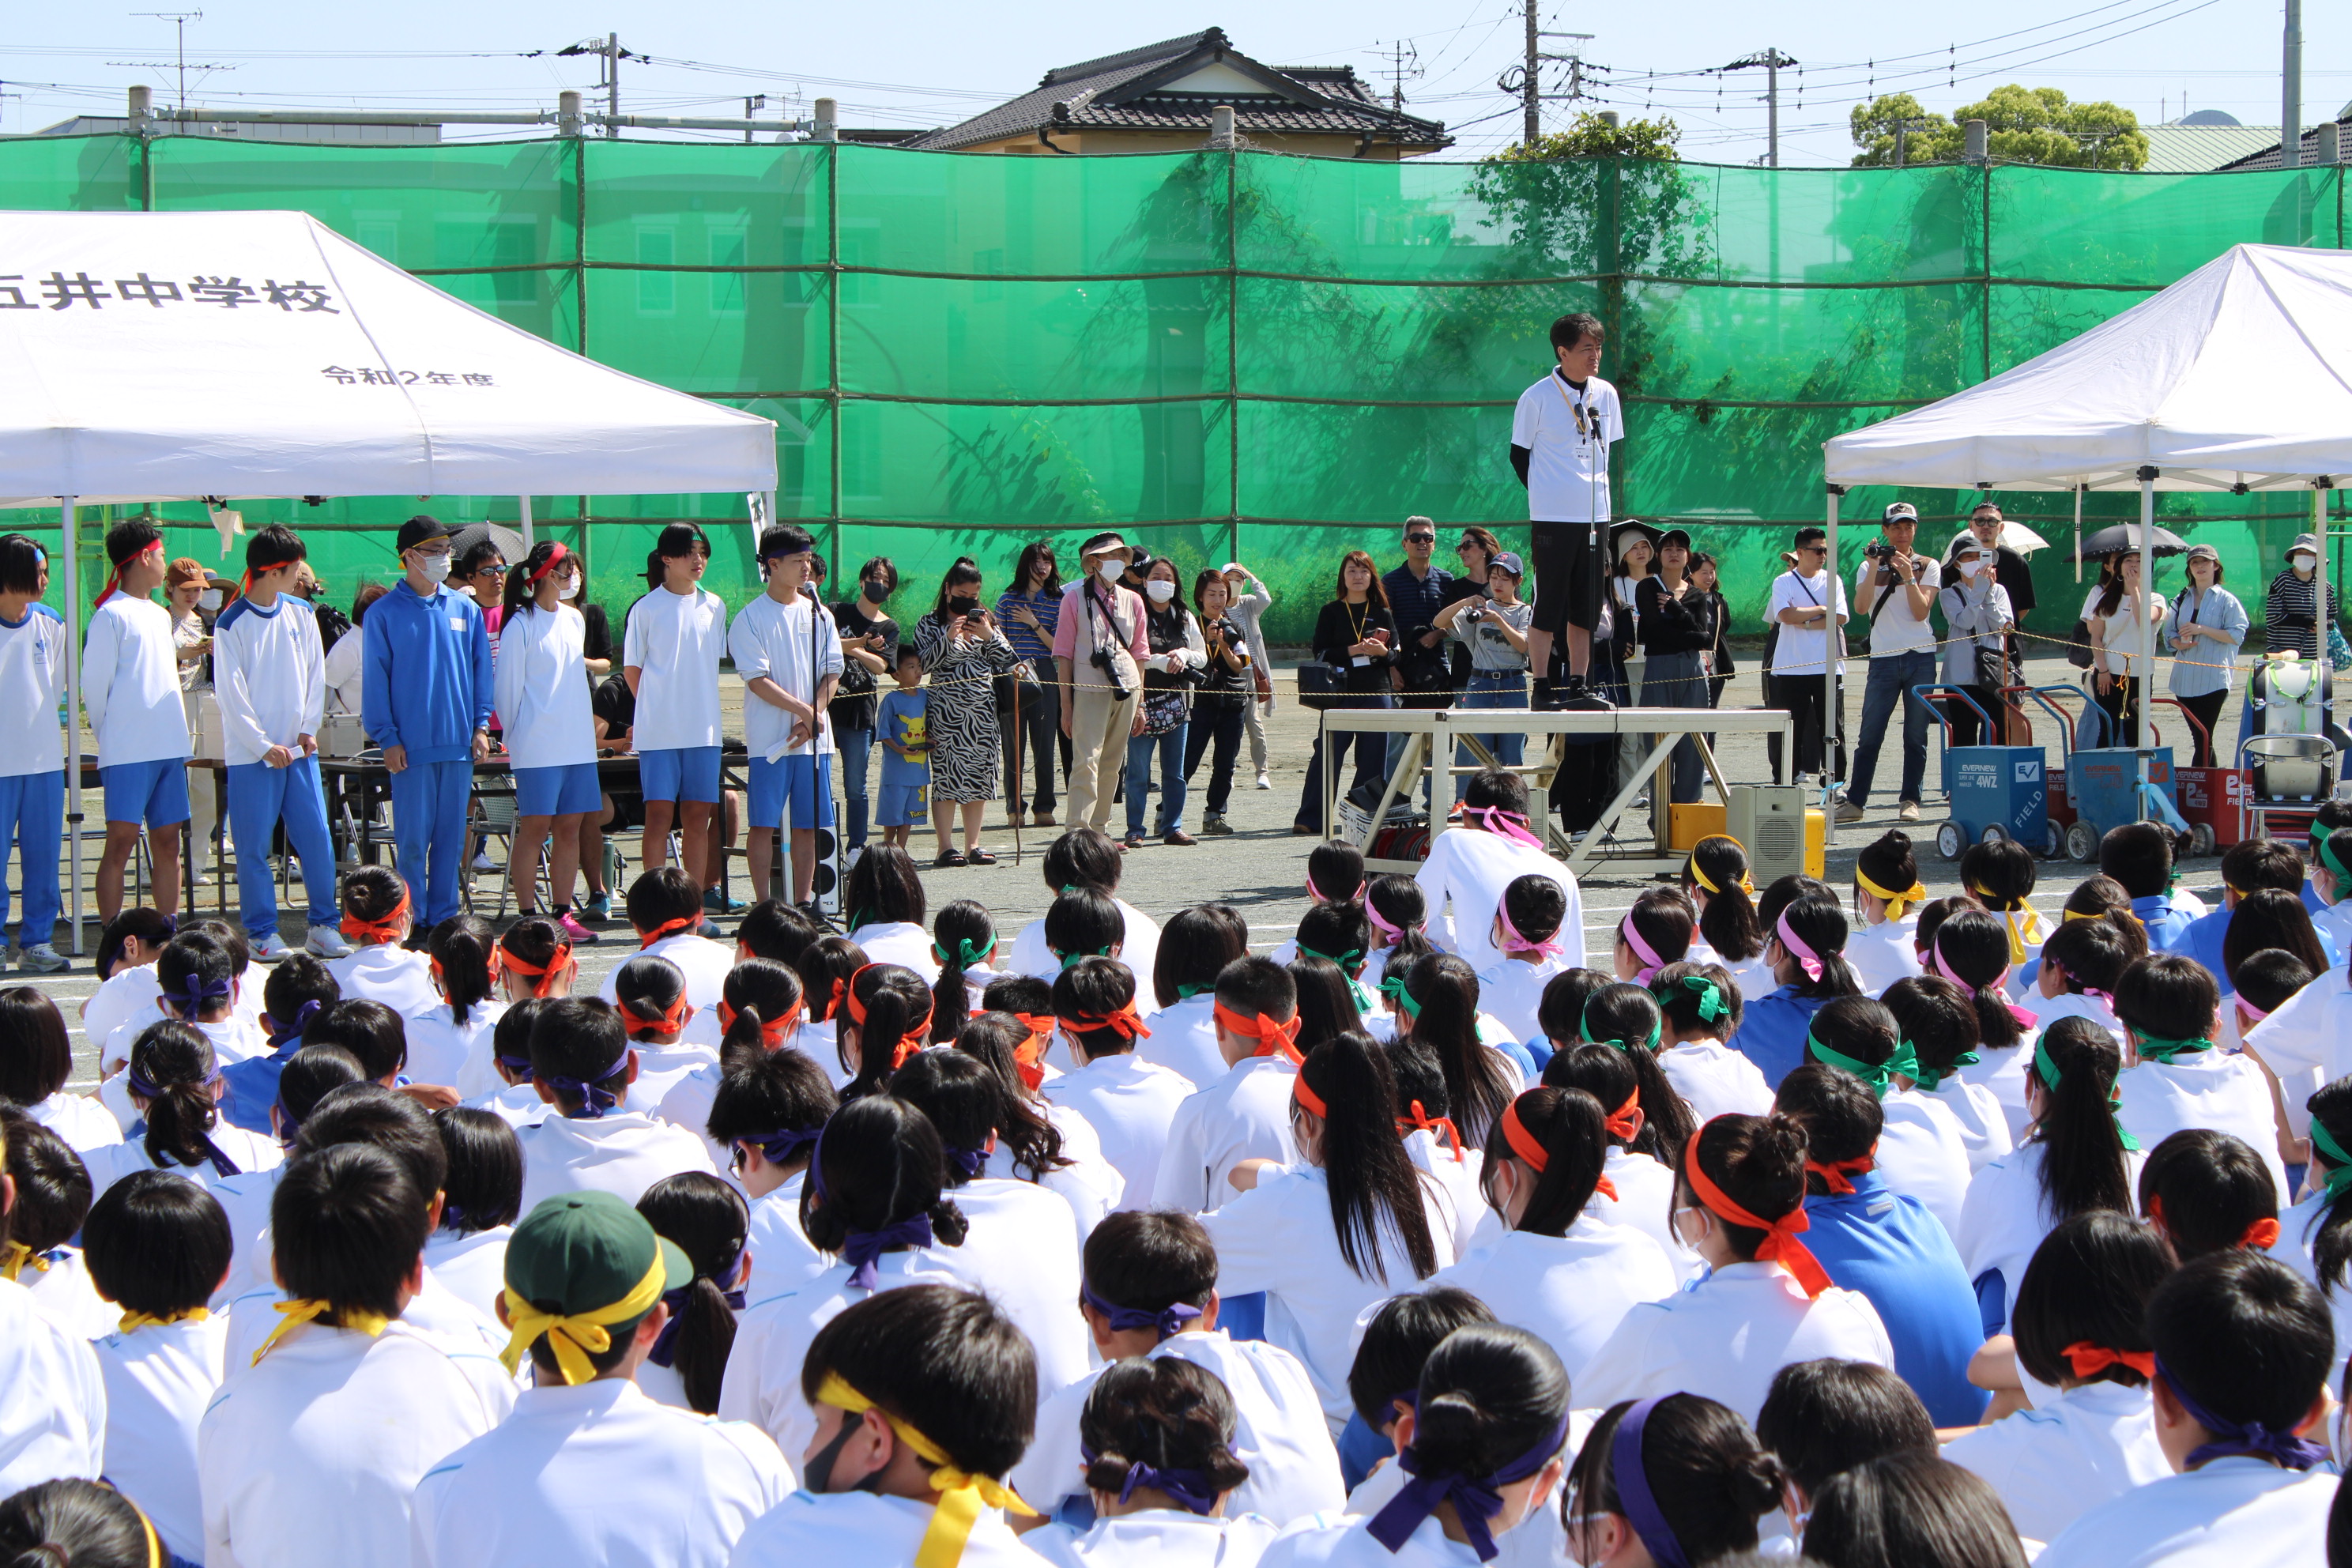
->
xmin=2 ymin=791 xmax=2348 ymax=1568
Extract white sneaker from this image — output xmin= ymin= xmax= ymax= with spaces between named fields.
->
xmin=251 ymin=933 xmax=295 ymax=963
xmin=470 ymin=850 xmax=497 ymax=871
xmin=1256 ymin=771 xmax=1272 ymax=790
xmin=305 ymin=928 xmax=353 ymax=960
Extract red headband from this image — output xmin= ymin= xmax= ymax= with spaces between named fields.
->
xmin=843 ymin=965 xmax=933 ymax=1071
xmin=95 ymin=541 xmax=164 ymax=608
xmin=1805 ymin=1153 xmax=1875 ymax=1197
xmin=1011 ymin=1014 xmax=1054 ymax=1090
xmin=341 ymin=886 xmax=411 ymax=944
xmin=717 ymin=997 xmax=803 ymax=1047
xmin=1502 ymin=1100 xmax=1617 ymax=1202
xmin=240 ymin=556 xmax=300 ymax=594
xmin=526 ymin=541 xmax=571 ymax=586
xmin=638 ymin=916 xmax=697 ymax=951
xmin=1291 ymin=1072 xmax=1327 ymax=1119
xmin=1683 ymin=1125 xmax=1831 ymax=1297
xmin=2062 ymin=1341 xmax=2155 ymax=1381
xmin=619 ymin=992 xmax=691 ymax=1039
xmin=1058 ymin=1000 xmax=1152 ymax=1044
xmin=1604 ymin=1089 xmax=1641 ymax=1143
xmin=1396 ymin=1099 xmax=1465 ymax=1164
xmin=496 ymin=940 xmax=572 ymax=998
xmin=1215 ymin=1002 xmax=1301 ymax=1063
xmin=2241 ymin=1217 xmax=2282 ymax=1251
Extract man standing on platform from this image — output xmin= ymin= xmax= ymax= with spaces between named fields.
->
xmin=363 ymin=515 xmax=493 ymax=937
xmin=1382 ymin=517 xmax=1453 ymax=808
xmin=1836 ymin=503 xmax=1940 ymax=826
xmin=1511 ymin=312 xmax=1623 ymax=710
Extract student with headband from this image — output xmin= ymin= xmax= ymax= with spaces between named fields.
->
xmin=1941 ymin=1212 xmax=2175 ymax=1543
xmin=596 ymin=869 xmax=734 ymax=1045
xmin=1379 ymin=1036 xmax=1485 ymax=1258
xmin=1955 ymin=1016 xmax=2147 ymax=1336
xmin=792 ymin=934 xmax=869 ymax=1091
xmin=1960 ymin=837 xmax=2045 ymax=970
xmin=514 ymin=997 xmax=716 ymax=1214
xmin=1144 ymin=906 xmax=1250 ymax=1087
xmin=703 ymin=1040 xmax=835 ymax=1291
xmin=83 ymin=518 xmax=194 ymax=925
xmin=1265 ymin=1322 xmax=1570 ymax=1566
xmin=215 ymin=951 xmax=340 ymax=1135
xmin=1799 ymin=995 xmax=1971 ymax=1238
xmin=950 ymin=1011 xmax=1121 ymax=1229
xmin=1800 ymin=1452 xmax=2028 ymax=1568
xmin=0 ymin=1116 xmax=104 ymax=1493
xmin=2136 ymin=1128 xmax=2280 ymax=1265
xmin=1848 ymin=831 xmax=1928 ymax=996
xmin=2281 ymin=1079 xmax=2352 ymax=1376
xmin=1011 ymin=1209 xmax=1344 ymax=1528
xmin=1269 ymin=842 xmax=1370 ymax=968
xmin=1415 ymin=769 xmax=1583 ymax=978
xmin=325 ymin=865 xmax=439 ymax=1016
xmin=1773 ymin=1063 xmax=1985 ymax=1427
xmin=0 ymin=1112 xmax=106 ymax=1339
xmin=448 ymin=918 xmax=575 ymax=1098
xmin=2021 ymin=916 xmax=2127 ymax=1045
xmin=631 ymin=1170 xmax=751 ymax=1415
xmin=1421 ymin=1087 xmax=1677 ymax=1386
xmin=92 ymin=931 xmax=270 ymax=1140
xmin=1562 ymin=1392 xmax=1784 ymax=1568
xmin=1683 ymin=835 xmax=1770 ymax=995
xmin=401 ymin=915 xmax=506 ymax=1091
xmin=84 ymin=1020 xmax=281 ymax=1200
xmin=834 ymin=963 xmax=937 ymax=1105
xmin=1004 ymin=828 xmax=1164 ymax=993
xmin=2165 ymin=837 xmax=2342 ymax=993
xmin=462 ymin=998 xmax=556 ymax=1130
xmin=412 ymin=1191 xmax=790 ymax=1568
xmin=728 ymin=1284 xmax=1038 ymax=1568
xmin=1754 ymin=1359 xmax=1936 ymax=1544
xmin=422 ymin=1105 xmax=522 ymax=1324
xmin=2036 ymin=1250 xmax=2336 ymax=1568
xmin=1041 ymin=956 xmax=1189 ymax=1203
xmin=1573 ymin=982 xmax=1696 ymax=1148
xmin=2110 ymin=954 xmax=2290 ymax=1202
xmin=1204 ymin=1033 xmax=1454 ymax=1434
xmin=491 ymin=538 xmax=603 ymax=940
xmin=1393 ymin=952 xmax=1526 ymax=1150
xmin=718 ymin=1097 xmax=969 ymax=1460
xmin=844 ymin=844 xmax=940 ymax=982
xmin=610 ymin=953 xmax=720 ymax=1112
xmin=1647 ymin=961 xmax=1771 ymax=1124
xmin=1152 ymin=957 xmax=1305 ymax=1213
xmin=0 ymin=1479 xmax=178 ymax=1568
xmin=2304 ymin=819 xmax=2352 ymax=949
xmin=1037 ymin=891 xmax=1135 ymax=1023
xmin=1879 ymin=974 xmax=2011 ymax=1171
xmin=1929 ymin=906 xmax=2037 ymax=1144
xmin=2098 ymin=820 xmax=2199 ymax=948
xmin=1578 ymin=1111 xmax=1893 ymax=1423
xmin=930 ymin=898 xmax=1001 ymax=1031
xmin=653 ymin=956 xmax=807 ymax=1171
xmin=2241 ymin=855 xmax=2352 ymax=1133
xmin=1295 ymin=901 xmax=1387 ymax=1032
xmin=1737 ymin=890 xmax=1862 ymax=1089
xmin=1362 ymin=874 xmax=1428 ymax=989
xmin=0 ymin=990 xmax=113 ymax=1156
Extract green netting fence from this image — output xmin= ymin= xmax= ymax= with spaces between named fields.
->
xmin=1 ymin=134 xmax=2346 ymax=642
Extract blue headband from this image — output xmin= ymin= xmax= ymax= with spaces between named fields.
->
xmin=1080 ymin=1444 xmax=1220 ymax=1515
xmin=1611 ymin=1397 xmax=1691 ymax=1568
xmin=2154 ymin=1357 xmax=2330 ymax=1472
xmin=1079 ymin=1276 xmax=1203 ymax=1342
xmin=268 ymin=998 xmax=323 ymax=1054
xmin=807 ymin=1120 xmax=936 ymax=1290
xmin=161 ymin=973 xmax=233 ymax=1018
xmin=545 ymin=1054 xmax=630 ymax=1119
xmin=1366 ymin=1406 xmax=1570 ymax=1560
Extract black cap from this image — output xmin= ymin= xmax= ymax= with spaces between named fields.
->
xmin=396 ymin=514 xmax=452 ymax=555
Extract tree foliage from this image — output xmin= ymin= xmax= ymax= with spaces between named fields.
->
xmin=1491 ymin=111 xmax=1686 ymax=164
xmin=1851 ymin=85 xmax=2147 ymax=169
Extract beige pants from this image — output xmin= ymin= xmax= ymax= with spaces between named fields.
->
xmin=1068 ymin=684 xmax=1140 ymax=831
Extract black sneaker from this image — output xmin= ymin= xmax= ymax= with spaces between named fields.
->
xmin=794 ymin=899 xmax=839 ymax=933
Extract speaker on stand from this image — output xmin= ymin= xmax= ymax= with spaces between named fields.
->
xmin=1728 ymin=785 xmax=1808 ymax=886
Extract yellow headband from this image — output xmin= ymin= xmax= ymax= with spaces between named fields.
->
xmin=0 ymin=1240 xmax=50 ymax=1282
xmin=816 ymin=1371 xmax=1038 ymax=1568
xmin=140 ymin=1507 xmax=162 ymax=1568
xmin=252 ymin=1298 xmax=390 ymax=1366
xmin=497 ymin=1251 xmax=667 ymax=1385
xmin=1687 ymin=841 xmax=1757 ymax=899
xmin=2062 ymin=908 xmax=2104 ymax=923
xmin=119 ymin=1306 xmax=209 ymax=1335
xmin=1854 ymin=869 xmax=1928 ymax=921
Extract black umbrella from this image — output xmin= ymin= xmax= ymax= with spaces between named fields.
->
xmin=2074 ymin=523 xmax=2190 ymax=561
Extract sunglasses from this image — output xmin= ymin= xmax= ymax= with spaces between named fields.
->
xmin=1406 ymin=533 xmax=1435 ymax=545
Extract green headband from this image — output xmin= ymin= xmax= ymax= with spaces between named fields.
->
xmin=2312 ymin=1118 xmax=2352 ymax=1200
xmin=2320 ymin=835 xmax=2352 ymax=901
xmin=1906 ymin=1047 xmax=1979 ymax=1094
xmin=931 ymin=935 xmax=994 ymax=971
xmin=1381 ymin=972 xmax=1422 ymax=1016
xmin=1175 ymin=981 xmax=1215 ymax=1001
xmin=1657 ymin=973 xmax=1727 ymax=1024
xmin=1806 ymin=1031 xmax=1918 ymax=1099
xmin=2033 ymin=1037 xmax=2142 ymax=1151
xmin=2131 ymin=1031 xmax=2211 ymax=1066
xmin=1581 ymin=996 xmax=1661 ymax=1054
xmin=1297 ymin=943 xmax=1366 ymax=971
xmin=1051 ymin=944 xmax=1112 ymax=971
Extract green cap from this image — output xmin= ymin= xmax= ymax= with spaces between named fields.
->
xmin=503 ymin=1191 xmax=690 ymax=1321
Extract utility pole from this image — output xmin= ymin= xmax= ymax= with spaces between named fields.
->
xmin=1724 ymin=48 xmax=1797 ymax=168
xmin=557 ymin=34 xmax=635 ymax=138
xmin=1892 ymin=114 xmax=1934 ymax=167
xmin=1522 ymin=0 xmax=1540 ymax=147
xmin=1375 ymin=40 xmax=1422 ymax=111
xmin=2281 ymin=0 xmax=2303 ymax=168
xmin=743 ymin=93 xmax=765 ymax=144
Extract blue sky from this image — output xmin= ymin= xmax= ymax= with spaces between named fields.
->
xmin=3 ymin=0 xmax=2343 ymax=164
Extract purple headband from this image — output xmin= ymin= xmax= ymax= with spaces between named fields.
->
xmin=1079 ymin=1444 xmax=1221 ymax=1515
xmin=2154 ymin=1357 xmax=2330 ymax=1472
xmin=161 ymin=973 xmax=233 ymax=1018
xmin=1611 ymin=1397 xmax=1691 ymax=1568
xmin=941 ymin=1142 xmax=987 ymax=1182
xmin=545 ymin=1054 xmax=630 ymax=1119
xmin=747 ymin=1125 xmax=822 ymax=1168
xmin=1080 ymin=1276 xmax=1203 ymax=1341
xmin=126 ymin=1061 xmax=223 ymax=1099
xmin=808 ymin=1121 xmax=937 ymax=1290
xmin=1367 ymin=1406 xmax=1570 ymax=1561
xmin=649 ymin=1253 xmax=747 ymax=1368
xmin=268 ymin=999 xmax=324 ymax=1054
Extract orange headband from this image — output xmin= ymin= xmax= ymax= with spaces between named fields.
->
xmin=496 ymin=940 xmax=572 ymax=998
xmin=2062 ymin=1341 xmax=2155 ymax=1381
xmin=1011 ymin=1014 xmax=1054 ymax=1091
xmin=1291 ymin=1072 xmax=1327 ymax=1119
xmin=619 ymin=992 xmax=691 ymax=1039
xmin=2241 ymin=1217 xmax=2281 ymax=1250
xmin=843 ymin=965 xmax=933 ymax=1071
xmin=1396 ymin=1099 xmax=1465 ymax=1164
xmin=1500 ymin=1099 xmax=1617 ymax=1202
xmin=717 ymin=997 xmax=804 ymax=1046
xmin=638 ymin=916 xmax=697 ymax=951
xmin=340 ymin=886 xmax=411 ymax=944
xmin=1604 ymin=1090 xmax=1641 ymax=1143
xmin=1215 ymin=1002 xmax=1301 ymax=1063
xmin=1683 ymin=1125 xmax=1831 ymax=1297
xmin=240 ymin=556 xmax=300 ymax=595
xmin=1804 ymin=1153 xmax=1875 ymax=1197
xmin=1057 ymin=1000 xmax=1153 ymax=1044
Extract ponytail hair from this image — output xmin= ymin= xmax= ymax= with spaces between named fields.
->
xmin=0 ymin=1479 xmax=156 ymax=1568
xmin=718 ymin=959 xmax=805 ymax=1073
xmin=1615 ymin=888 xmax=1694 ymax=981
xmin=1296 ymin=1033 xmax=1439 ymax=1283
xmin=613 ymin=955 xmax=691 ymax=1042
xmin=1681 ymin=1112 xmax=1808 ymax=1262
xmin=1544 ymin=1042 xmax=1672 ymax=1169
xmin=127 ymin=1020 xmax=235 ymax=1175
xmin=1770 ymin=894 xmax=1862 ymax=1001
xmin=1396 ymin=952 xmax=1513 ymax=1151
xmin=838 ymin=963 xmax=933 ymax=1101
xmin=1925 ymin=908 xmax=2023 ymax=1048
xmin=1366 ymin=875 xmax=1427 ymax=953
xmin=1878 ymin=975 xmax=1979 ymax=1087
xmin=500 ymin=540 xmax=567 ymax=625
xmin=1683 ymin=836 xmax=1762 ymax=962
xmin=1566 ymin=1394 xmax=1784 ymax=1567
xmin=1578 ymin=982 xmax=1696 ymax=1155
xmin=635 ymin=1171 xmax=748 ymax=1414
xmin=1650 ymin=960 xmax=1743 ymax=1042
xmin=1288 ymin=956 xmax=1366 ymax=1054
xmin=643 ymin=521 xmax=710 ymax=590
xmin=929 ymin=899 xmax=996 ymax=1042
xmin=2030 ymin=1016 xmax=2135 ymax=1223
xmin=795 ymin=935 xmax=868 ymax=1026
xmin=1487 ymin=1087 xmax=1610 ymax=1237
xmin=1853 ymin=831 xmax=1922 ymax=923
xmin=1406 ymin=1325 xmax=1570 ymax=1530
xmin=2308 ymin=1078 xmax=2352 ymax=1294
xmin=948 ymin=1012 xmax=1071 ymax=1177
xmin=2011 ymin=1211 xmax=2175 ymax=1391
xmin=801 ymin=1095 xmax=967 ymax=1255
xmin=428 ymin=914 xmax=496 ymax=1027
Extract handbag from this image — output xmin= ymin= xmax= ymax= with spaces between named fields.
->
xmin=1973 ymin=637 xmax=2010 ymax=692
xmin=2329 ymin=623 xmax=2352 ymax=673
xmin=1140 ymin=689 xmax=1187 ymax=737
xmin=2064 ymin=619 xmax=2095 ymax=669
xmin=1295 ymin=663 xmax=1344 ymax=712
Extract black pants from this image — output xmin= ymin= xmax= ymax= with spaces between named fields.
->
xmin=2094 ymin=673 xmax=2144 ymax=748
xmin=1947 ymin=684 xmax=2002 ymax=748
xmin=1183 ymin=700 xmax=1246 ymax=816
xmin=1296 ymin=692 xmax=1396 ymax=831
xmin=996 ymin=666 xmax=1066 ymax=812
xmin=2176 ymin=688 xmax=2227 ymax=767
xmin=1770 ymin=673 xmax=1839 ymax=781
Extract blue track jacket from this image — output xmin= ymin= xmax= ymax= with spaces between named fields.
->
xmin=361 ymin=582 xmax=493 ymax=762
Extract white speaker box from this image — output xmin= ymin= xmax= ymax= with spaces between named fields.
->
xmin=1728 ymin=785 xmax=1808 ymax=887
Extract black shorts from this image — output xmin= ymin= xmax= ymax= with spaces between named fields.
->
xmin=1530 ymin=521 xmax=1602 ymax=636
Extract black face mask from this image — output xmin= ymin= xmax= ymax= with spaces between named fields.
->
xmin=805 ymin=1412 xmax=885 ymax=1495
xmin=948 ymin=594 xmax=980 ymax=617
xmin=862 ymin=579 xmax=889 ymax=601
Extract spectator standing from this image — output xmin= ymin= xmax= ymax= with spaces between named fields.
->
xmin=1439 ymin=526 xmax=1502 ymax=690
xmin=1434 ymin=549 xmax=1532 ymax=801
xmin=914 ymin=557 xmax=1023 ymax=867
xmin=622 ymin=523 xmax=728 ymax=902
xmin=827 ymin=557 xmax=899 ymax=858
xmin=1295 ymin=550 xmax=1396 ymax=835
xmin=1185 ymin=569 xmax=1253 ymax=836
xmin=0 ymin=536 xmax=66 ymax=971
xmin=1939 ymin=537 xmax=2015 ymax=748
xmin=2090 ymin=549 xmax=2165 ymax=747
xmin=994 ymin=542 xmax=1065 ymax=830
xmin=2165 ymin=543 xmax=2245 ymax=767
xmin=1127 ymin=557 xmax=1207 ymax=850
xmin=1838 ymin=503 xmax=1941 ymax=825
xmin=1690 ymin=551 xmax=1736 ymax=710
xmin=1382 ymin=518 xmax=1454 ymax=808
xmin=874 ymin=649 xmax=930 ymax=850
xmin=1633 ymin=528 xmax=1714 ymax=805
xmin=1054 ymin=533 xmax=1149 ymax=835
xmin=1511 ymin=311 xmax=1623 ymax=707
xmin=322 ymin=582 xmax=388 ymax=718
xmin=2266 ymin=530 xmax=2339 ymax=662
xmin=1765 ymin=527 xmax=1849 ymax=786
xmin=1221 ymin=561 xmax=1276 ymax=790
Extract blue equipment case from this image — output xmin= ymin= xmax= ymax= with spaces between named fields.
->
xmin=2063 ymin=746 xmax=2187 ymax=860
xmin=1914 ymin=684 xmax=2049 ymax=861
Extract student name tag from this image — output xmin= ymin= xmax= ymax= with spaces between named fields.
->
xmin=1351 ymin=656 xmax=1370 ymax=667
xmin=449 ymin=616 xmax=466 ymax=631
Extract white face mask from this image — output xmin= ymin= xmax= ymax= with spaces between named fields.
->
xmin=1145 ymin=579 xmax=1177 ymax=604
xmin=1096 ymin=558 xmax=1125 ymax=585
xmin=557 ymin=576 xmax=579 ymax=601
xmin=1959 ymin=558 xmax=1986 ymax=578
xmin=196 ymin=589 xmax=222 ymax=612
xmin=2295 ymin=552 xmax=2317 ymax=572
xmin=412 ymin=552 xmax=453 ymax=586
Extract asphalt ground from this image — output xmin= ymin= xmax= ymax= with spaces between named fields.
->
xmin=33 ymin=650 xmax=2238 ymax=1084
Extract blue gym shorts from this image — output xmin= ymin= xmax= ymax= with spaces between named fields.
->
xmin=514 ymin=761 xmax=601 ymax=817
xmin=877 ymin=778 xmax=929 ymax=828
xmin=637 ymin=745 xmax=722 ymax=805
xmin=100 ymin=758 xmax=191 ymax=829
xmin=748 ymin=754 xmax=838 ymax=831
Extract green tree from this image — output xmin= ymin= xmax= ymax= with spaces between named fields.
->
xmin=1851 ymin=85 xmax=2147 ymax=169
xmin=1491 ymin=110 xmax=1685 ymax=164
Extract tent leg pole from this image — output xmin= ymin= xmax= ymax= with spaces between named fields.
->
xmin=1823 ymin=482 xmax=1844 ymax=846
xmin=518 ymin=495 xmax=534 ymax=549
xmin=62 ymin=497 xmax=82 ymax=958
xmin=2138 ymin=468 xmax=2158 ymax=823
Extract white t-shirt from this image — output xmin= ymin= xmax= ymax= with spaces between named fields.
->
xmin=0 ymin=1277 xmax=105 ymax=1497
xmin=92 ymin=1314 xmax=228 ymax=1563
xmin=622 ymin=585 xmax=727 ymax=751
xmin=1853 ymin=553 xmax=1941 ymax=656
xmin=1415 ymin=826 xmax=1583 ymax=977
xmin=1510 ymin=370 xmax=1623 ymax=522
xmin=0 ymin=602 xmax=66 ymax=777
xmin=322 ymin=624 xmax=364 ymax=716
xmin=1766 ymin=570 xmax=1849 ymax=676
xmin=212 ymin=594 xmax=326 ymax=766
xmin=83 ymin=594 xmax=191 ymax=767
xmin=729 ymin=593 xmax=846 ymax=761
xmin=492 ymin=602 xmax=595 ymax=771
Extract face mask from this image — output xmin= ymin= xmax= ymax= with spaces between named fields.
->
xmin=2295 ymin=553 xmax=2317 ymax=571
xmin=1097 ymin=559 xmax=1125 ymax=585
xmin=413 ymin=553 xmax=452 ymax=586
xmin=557 ymin=576 xmax=579 ymax=601
xmin=861 ymin=579 xmax=888 ymax=601
xmin=1145 ymin=579 xmax=1177 ymax=604
xmin=1960 ymin=558 xmax=1986 ymax=578
xmin=197 ymin=590 xmax=222 ymax=612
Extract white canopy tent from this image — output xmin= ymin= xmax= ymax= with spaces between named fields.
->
xmin=0 ymin=208 xmax=778 ymax=948
xmin=1819 ymin=242 xmax=2352 ymax=830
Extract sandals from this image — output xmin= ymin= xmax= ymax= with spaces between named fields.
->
xmin=933 ymin=849 xmax=968 ymax=869
xmin=967 ymin=849 xmax=998 ymax=866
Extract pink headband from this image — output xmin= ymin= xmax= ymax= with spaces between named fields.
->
xmin=1465 ymin=805 xmax=1546 ymax=851
xmin=1499 ymin=901 xmax=1565 ymax=960
xmin=1306 ymin=873 xmax=1366 ymax=906
xmin=1774 ymin=907 xmax=1824 ymax=982
xmin=2237 ymin=996 xmax=2271 ymax=1023
xmin=1933 ymin=935 xmax=2037 ymax=1029
xmin=1618 ymin=915 xmax=1664 ymax=983
xmin=1365 ymin=897 xmax=1407 ymax=944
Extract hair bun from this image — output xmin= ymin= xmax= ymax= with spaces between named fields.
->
xmin=1880 ymin=830 xmax=1910 ymax=853
xmin=1727 ymin=1449 xmax=1786 ymax=1517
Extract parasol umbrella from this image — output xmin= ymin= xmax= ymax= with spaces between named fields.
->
xmin=1945 ymin=522 xmax=2052 ymax=557
xmin=2075 ymin=523 xmax=2190 ymax=562
xmin=447 ymin=521 xmax=530 ymax=567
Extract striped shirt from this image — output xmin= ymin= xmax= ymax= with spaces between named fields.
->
xmin=2264 ymin=569 xmax=2339 ymax=660
xmin=995 ymin=587 xmax=1060 ymax=663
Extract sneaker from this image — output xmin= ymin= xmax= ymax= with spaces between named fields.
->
xmin=1255 ymin=771 xmax=1272 ymax=790
xmin=703 ymin=889 xmax=746 ymax=915
xmin=795 ymin=899 xmax=839 ymax=933
xmin=1834 ymin=798 xmax=1866 ymax=824
xmin=694 ymin=919 xmax=727 ymax=940
xmin=1032 ymin=810 xmax=1057 ymax=827
xmin=1897 ymin=800 xmax=1921 ymax=823
xmin=304 ymin=927 xmax=353 ymax=960
xmin=582 ymin=891 xmax=612 ymax=921
xmin=844 ymin=845 xmax=867 ymax=870
xmin=251 ymin=933 xmax=296 ymax=963
xmin=556 ymin=910 xmax=601 ymax=944
xmin=1201 ymin=813 xmax=1234 ymax=836
xmin=470 ymin=849 xmax=498 ymax=871
xmin=401 ymin=928 xmax=433 ymax=952
xmin=16 ymin=942 xmax=66 ymax=974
